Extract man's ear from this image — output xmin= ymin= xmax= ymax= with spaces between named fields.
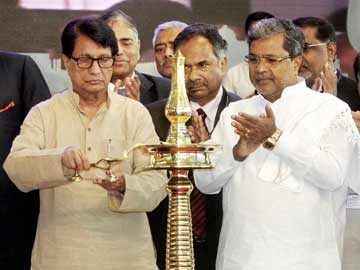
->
xmin=327 ymin=41 xmax=337 ymax=62
xmin=136 ymin=39 xmax=141 ymax=62
xmin=62 ymin=54 xmax=70 ymax=70
xmin=220 ymin=55 xmax=228 ymax=75
xmin=293 ymin=55 xmax=303 ymax=75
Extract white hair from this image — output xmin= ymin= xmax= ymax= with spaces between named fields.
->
xmin=152 ymin=21 xmax=188 ymax=47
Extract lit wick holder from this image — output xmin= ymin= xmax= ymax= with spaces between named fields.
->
xmin=70 ymin=143 xmax=145 ymax=182
xmin=144 ymin=142 xmax=220 ymax=170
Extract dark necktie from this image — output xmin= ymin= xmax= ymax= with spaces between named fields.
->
xmin=196 ymin=108 xmax=209 ymax=133
xmin=189 ymin=108 xmax=208 ymax=237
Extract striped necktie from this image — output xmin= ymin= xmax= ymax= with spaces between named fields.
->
xmin=189 ymin=108 xmax=208 ymax=237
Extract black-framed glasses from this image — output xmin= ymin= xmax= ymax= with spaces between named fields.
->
xmin=245 ymin=54 xmax=292 ymax=66
xmin=70 ymin=56 xmax=114 ymax=69
xmin=303 ymin=42 xmax=328 ymax=51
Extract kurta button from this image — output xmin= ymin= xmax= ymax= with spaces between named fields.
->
xmin=88 ymin=128 xmax=91 ymax=132
xmin=87 ymin=147 xmax=92 ymax=151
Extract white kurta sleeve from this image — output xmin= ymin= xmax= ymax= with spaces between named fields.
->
xmin=273 ymin=108 xmax=359 ymax=191
xmin=194 ymin=106 xmax=239 ymax=194
xmin=3 ymin=106 xmax=71 ymax=192
xmin=108 ymin=105 xmax=167 ymax=212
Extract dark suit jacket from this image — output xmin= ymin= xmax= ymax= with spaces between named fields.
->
xmin=0 ymin=51 xmax=51 ymax=270
xmin=136 ymin=71 xmax=171 ymax=105
xmin=146 ymin=89 xmax=240 ymax=270
xmin=336 ymin=72 xmax=360 ymax=111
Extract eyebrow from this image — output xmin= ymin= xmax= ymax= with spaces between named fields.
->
xmin=155 ymin=43 xmax=166 ymax=48
xmin=77 ymin=53 xmax=112 ymax=58
xmin=118 ymin=37 xmax=134 ymax=42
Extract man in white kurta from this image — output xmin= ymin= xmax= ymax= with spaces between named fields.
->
xmin=3 ymin=17 xmax=167 ymax=270
xmin=194 ymin=18 xmax=360 ymax=270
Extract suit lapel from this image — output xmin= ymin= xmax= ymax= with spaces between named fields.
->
xmin=136 ymin=71 xmax=155 ymax=104
xmin=213 ymin=87 xmax=230 ymax=129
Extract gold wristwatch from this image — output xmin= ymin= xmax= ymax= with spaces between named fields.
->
xmin=262 ymin=128 xmax=283 ymax=150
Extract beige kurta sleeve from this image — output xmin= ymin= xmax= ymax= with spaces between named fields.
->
xmin=108 ymin=104 xmax=167 ymax=213
xmin=3 ymin=105 xmax=71 ymax=192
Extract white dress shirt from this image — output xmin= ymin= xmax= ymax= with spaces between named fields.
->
xmin=190 ymin=87 xmax=223 ymax=132
xmin=194 ymin=78 xmax=360 ymax=270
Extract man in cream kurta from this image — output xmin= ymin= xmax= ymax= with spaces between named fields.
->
xmin=194 ymin=18 xmax=360 ymax=270
xmin=4 ymin=17 xmax=167 ymax=270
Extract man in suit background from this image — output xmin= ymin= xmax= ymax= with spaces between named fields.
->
xmin=353 ymin=54 xmax=360 ymax=132
xmin=100 ymin=9 xmax=170 ymax=104
xmin=147 ymin=23 xmax=240 ymax=270
xmin=0 ymin=51 xmax=51 ymax=270
xmin=293 ymin=16 xmax=360 ymax=111
xmin=153 ymin=20 xmax=188 ymax=79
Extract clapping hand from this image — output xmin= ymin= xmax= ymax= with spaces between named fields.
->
xmin=321 ymin=62 xmax=337 ymax=96
xmin=187 ymin=111 xmax=210 ymax=143
xmin=231 ymin=104 xmax=276 ymax=161
xmin=114 ymin=74 xmax=141 ymax=101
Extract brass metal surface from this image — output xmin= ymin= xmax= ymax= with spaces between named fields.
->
xmin=141 ymin=51 xmax=220 ymax=270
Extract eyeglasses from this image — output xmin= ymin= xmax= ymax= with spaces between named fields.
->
xmin=245 ymin=54 xmax=292 ymax=66
xmin=70 ymin=56 xmax=114 ymax=69
xmin=303 ymin=42 xmax=328 ymax=51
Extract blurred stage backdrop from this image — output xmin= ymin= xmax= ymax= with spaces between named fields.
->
xmin=0 ymin=0 xmax=358 ymax=95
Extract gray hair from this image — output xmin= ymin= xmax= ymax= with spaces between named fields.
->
xmin=99 ymin=9 xmax=139 ymax=40
xmin=152 ymin=21 xmax=188 ymax=47
xmin=248 ymin=18 xmax=304 ymax=57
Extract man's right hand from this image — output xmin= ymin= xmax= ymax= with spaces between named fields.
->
xmin=187 ymin=111 xmax=209 ymax=143
xmin=61 ymin=146 xmax=90 ymax=171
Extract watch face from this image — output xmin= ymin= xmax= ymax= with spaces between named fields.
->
xmin=262 ymin=140 xmax=275 ymax=150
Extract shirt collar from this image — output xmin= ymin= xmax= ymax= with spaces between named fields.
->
xmin=190 ymin=87 xmax=223 ymax=124
xmin=256 ymin=76 xmax=306 ymax=106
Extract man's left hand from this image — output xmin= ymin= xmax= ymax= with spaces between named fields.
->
xmin=95 ymin=174 xmax=126 ymax=193
xmin=94 ymin=163 xmax=126 ymax=193
xmin=231 ymin=104 xmax=276 ymax=144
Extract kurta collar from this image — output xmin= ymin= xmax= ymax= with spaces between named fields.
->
xmin=256 ymin=77 xmax=307 ymax=107
xmin=68 ymin=88 xmax=112 ymax=115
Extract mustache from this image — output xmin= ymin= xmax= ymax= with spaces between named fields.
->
xmin=161 ymin=58 xmax=172 ymax=66
xmin=187 ymin=80 xmax=206 ymax=89
xmin=255 ymin=75 xmax=273 ymax=80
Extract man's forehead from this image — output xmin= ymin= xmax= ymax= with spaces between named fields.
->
xmin=110 ymin=20 xmax=138 ymax=40
xmin=156 ymin=28 xmax=181 ymax=44
xmin=73 ymin=34 xmax=112 ymax=56
xmin=301 ymin=26 xmax=319 ymax=41
xmin=249 ymin=33 xmax=286 ymax=53
xmin=182 ymin=47 xmax=217 ymax=65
